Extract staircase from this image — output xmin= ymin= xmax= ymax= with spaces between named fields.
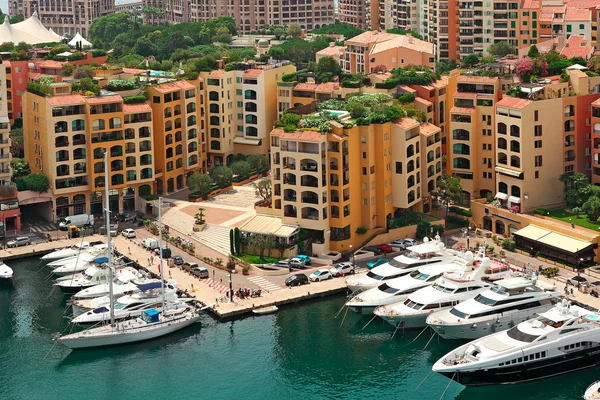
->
xmin=160 ymin=208 xmax=195 ymax=235
xmin=189 ymin=224 xmax=232 ymax=256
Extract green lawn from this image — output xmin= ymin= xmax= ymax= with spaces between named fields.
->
xmin=547 ymin=209 xmax=600 ymax=231
xmin=237 ymin=254 xmax=282 ymax=265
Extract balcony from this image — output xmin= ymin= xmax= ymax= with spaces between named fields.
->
xmin=55 ymin=139 xmax=69 ymax=147
xmin=55 ymin=177 xmax=88 ymax=189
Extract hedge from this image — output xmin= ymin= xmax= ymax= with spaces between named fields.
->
xmin=447 ymin=215 xmax=469 ymax=227
xmin=123 ymin=94 xmax=147 ymax=104
xmin=189 ymin=184 xmax=225 ymax=199
xmin=91 ymin=49 xmax=107 ymax=57
xmin=106 ymin=79 xmax=139 ymax=91
xmin=533 ymin=208 xmax=549 ymax=215
xmin=341 ymin=80 xmax=362 ymax=88
xmin=449 ymin=206 xmax=472 ymax=217
xmin=282 ymin=69 xmax=308 ymax=82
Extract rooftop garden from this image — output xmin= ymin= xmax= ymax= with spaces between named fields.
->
xmin=374 ymin=65 xmax=436 ymax=89
xmin=106 ymin=79 xmax=140 ymax=91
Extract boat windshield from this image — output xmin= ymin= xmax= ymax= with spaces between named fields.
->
xmin=83 ymin=272 xmax=94 ymax=280
xmin=491 ymin=286 xmax=509 ymax=296
xmin=506 ymin=326 xmax=540 ymax=342
xmin=404 ymin=299 xmax=424 ymax=310
xmin=70 ymin=245 xmax=81 ymax=250
xmin=366 ymin=271 xmax=386 ymax=280
xmin=474 ymin=294 xmax=497 ymax=306
xmin=433 ymin=283 xmax=454 ymax=293
xmin=410 ymin=270 xmax=430 ymax=281
xmin=113 ymin=302 xmax=128 ymax=310
xmin=450 ymin=307 xmax=470 ymax=319
xmin=114 ymin=278 xmax=127 ymax=285
xmin=378 ymin=283 xmax=399 ymax=294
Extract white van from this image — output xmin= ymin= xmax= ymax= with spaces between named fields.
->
xmin=59 ymin=214 xmax=94 ymax=230
xmin=142 ymin=237 xmax=159 ymax=250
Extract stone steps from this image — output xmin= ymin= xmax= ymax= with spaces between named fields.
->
xmin=189 ymin=224 xmax=232 ymax=256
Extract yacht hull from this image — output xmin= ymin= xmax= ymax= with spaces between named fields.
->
xmin=57 ymin=283 xmax=95 ymax=294
xmin=346 ymin=283 xmax=376 ymax=293
xmin=379 ymin=313 xmax=429 ymax=329
xmin=437 ymin=347 xmax=600 ymax=386
xmin=59 ymin=315 xmax=201 ymax=349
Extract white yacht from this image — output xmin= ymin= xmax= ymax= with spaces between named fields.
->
xmin=45 ymin=244 xmax=108 ymax=267
xmin=345 ymin=236 xmax=455 ymax=293
xmin=0 ymin=260 xmax=13 ymax=280
xmin=433 ymin=300 xmax=600 ymax=386
xmin=345 ymin=262 xmax=462 ymax=315
xmin=375 ymin=254 xmax=512 ymax=329
xmin=427 ymin=276 xmax=562 ymax=340
xmin=42 ymin=242 xmax=92 ymax=260
xmin=584 ymin=381 xmax=600 ymax=399
xmin=72 ymin=267 xmax=148 ymax=299
xmin=54 ymin=265 xmax=111 ymax=294
xmin=52 ymin=254 xmax=108 ymax=276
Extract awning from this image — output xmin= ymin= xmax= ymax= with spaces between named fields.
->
xmin=239 ymin=214 xmax=298 ymax=238
xmin=0 ymin=116 xmax=9 ymax=123
xmin=513 ymin=225 xmax=550 ymax=241
xmin=513 ymin=225 xmax=594 ymax=254
xmin=234 ymin=137 xmax=262 ymax=146
xmin=495 ymin=166 xmax=522 ymax=178
xmin=495 ymin=192 xmax=508 ymax=200
xmin=508 ymin=196 xmax=521 ymax=204
xmin=137 ymin=282 xmax=162 ymax=291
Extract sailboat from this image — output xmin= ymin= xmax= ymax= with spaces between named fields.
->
xmin=57 ymin=153 xmax=202 ymax=350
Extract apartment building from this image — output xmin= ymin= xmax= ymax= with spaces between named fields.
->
xmin=199 ymin=61 xmax=295 ymax=167
xmin=2 ymin=61 xmax=15 ymax=124
xmin=268 ymin=115 xmax=442 ymax=253
xmin=146 ymin=80 xmax=207 ymax=194
xmin=146 ymin=0 xmax=335 ymax=33
xmin=9 ymin=0 xmax=114 ymax=37
xmin=0 ymin=62 xmax=12 ymax=186
xmin=437 ymin=0 xmax=459 ymax=61
xmin=341 ymin=31 xmax=435 ymax=74
xmin=23 ymin=83 xmax=156 ymax=219
xmin=338 ymin=0 xmax=367 ymax=29
xmin=372 ymin=0 xmax=417 ymax=32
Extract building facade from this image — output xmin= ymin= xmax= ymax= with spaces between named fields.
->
xmin=0 ymin=61 xmax=13 ymax=187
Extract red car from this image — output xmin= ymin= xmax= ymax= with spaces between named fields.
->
xmin=376 ymin=244 xmax=394 ymax=253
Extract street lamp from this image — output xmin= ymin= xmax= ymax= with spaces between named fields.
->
xmin=349 ymin=244 xmax=354 ymax=265
xmin=578 ymin=257 xmax=585 ymax=288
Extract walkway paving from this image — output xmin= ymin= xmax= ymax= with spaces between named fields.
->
xmin=247 ymin=276 xmax=283 ymax=292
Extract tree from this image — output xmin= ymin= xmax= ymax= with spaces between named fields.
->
xmin=194 ymin=208 xmax=205 ymax=224
xmin=213 ymin=26 xmax=232 ymax=44
xmin=133 ymin=36 xmax=158 ymax=57
xmin=187 ymin=173 xmax=212 ymax=194
xmin=231 ymin=161 xmax=251 ymax=180
xmin=61 ymin=63 xmax=75 ymax=77
xmin=273 ymin=27 xmax=285 ymax=39
xmin=73 ymin=65 xmax=94 ymax=79
xmin=287 ymin=23 xmax=302 ymax=38
xmin=416 ymin=220 xmax=431 ymax=240
xmin=10 ymin=160 xmax=29 ymax=178
xmin=234 ymin=227 xmax=241 ymax=254
xmin=89 ymin=12 xmax=134 ymax=48
xmin=253 ymin=178 xmax=272 ymax=202
xmin=210 ymin=166 xmax=233 ymax=187
xmin=560 ymin=173 xmax=594 ymax=208
xmin=248 ymin=233 xmax=272 ymax=260
xmin=24 ymin=173 xmax=50 ymax=193
xmin=267 ymin=46 xmax=284 ymax=60
xmin=315 ymin=56 xmax=342 ymax=82
xmin=527 ymin=45 xmax=540 ymax=58
xmin=583 ymin=196 xmax=600 ymax=221
xmin=488 ymin=42 xmax=516 ymax=58
xmin=431 ymin=175 xmax=464 ymax=221
xmin=461 ymin=54 xmax=479 ymax=68
xmin=246 ymin=154 xmax=269 ymax=172
xmin=346 ymin=102 xmax=368 ymax=118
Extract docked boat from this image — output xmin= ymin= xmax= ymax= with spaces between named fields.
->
xmin=253 ymin=306 xmax=278 ymax=315
xmin=375 ymin=254 xmax=512 ymax=329
xmin=58 ymin=176 xmax=201 ymax=349
xmin=42 ymin=242 xmax=92 ymax=261
xmin=345 ymin=235 xmax=455 ymax=293
xmin=45 ymin=244 xmax=108 ymax=268
xmin=71 ymin=267 xmax=149 ymax=300
xmin=54 ymin=264 xmax=111 ymax=294
xmin=0 ymin=260 xmax=13 ymax=280
xmin=584 ymin=381 xmax=600 ymax=399
xmin=52 ymin=254 xmax=110 ymax=276
xmin=433 ymin=300 xmax=600 ymax=386
xmin=345 ymin=262 xmax=462 ymax=316
xmin=426 ymin=276 xmax=562 ymax=340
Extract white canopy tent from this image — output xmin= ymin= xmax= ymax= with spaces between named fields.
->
xmin=68 ymin=33 xmax=92 ymax=49
xmin=0 ymin=12 xmax=60 ymax=44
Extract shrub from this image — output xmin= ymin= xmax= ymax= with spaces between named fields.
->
xmin=449 ymin=206 xmax=472 ymax=217
xmin=106 ymin=79 xmax=139 ymax=91
xmin=533 ymin=208 xmax=549 ymax=215
xmin=447 ymin=215 xmax=469 ymax=227
xmin=397 ymin=92 xmax=416 ymax=104
xmin=91 ymin=49 xmax=107 ymax=57
xmin=355 ymin=227 xmax=367 ymax=234
xmin=67 ymin=53 xmax=85 ymax=61
xmin=415 ymin=220 xmax=431 ymax=240
xmin=123 ymin=94 xmax=147 ymax=104
xmin=501 ymin=238 xmax=516 ymax=251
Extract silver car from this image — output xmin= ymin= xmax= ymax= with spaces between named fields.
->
xmin=330 ymin=262 xmax=356 ymax=277
xmin=7 ymin=236 xmax=31 ymax=248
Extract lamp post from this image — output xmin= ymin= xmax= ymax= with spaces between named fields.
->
xmin=229 ymin=267 xmax=233 ymax=302
xmin=349 ymin=244 xmax=354 ymax=265
xmin=578 ymin=257 xmax=584 ymax=288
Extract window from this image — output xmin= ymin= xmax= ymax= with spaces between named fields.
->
xmin=362 ymin=167 xmax=367 ymax=175
xmin=580 ymin=24 xmax=585 ymax=30
xmin=535 ymin=140 xmax=542 ymax=148
xmin=534 ymin=110 xmax=538 ymax=121
xmin=567 ymin=25 xmax=572 ymax=33
xmin=361 ymin=136 xmax=366 ymax=143
xmin=362 ymin=183 xmax=367 ymax=190
xmin=535 ymin=155 xmax=542 ymax=167
xmin=532 ymin=21 xmax=537 ymax=28
xmin=396 ymin=162 xmax=402 ymax=174
xmin=534 ymin=125 xmax=542 ymax=136
xmin=370 ymin=166 xmax=375 ymax=174
xmin=535 ymin=171 xmax=539 ymax=179
xmin=363 ymin=198 xmax=367 ymax=206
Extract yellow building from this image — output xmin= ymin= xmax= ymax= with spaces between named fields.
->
xmin=0 ymin=61 xmax=12 ymax=185
xmin=23 ymin=83 xmax=156 ymax=220
xmin=199 ymin=61 xmax=296 ymax=166
xmin=146 ymin=80 xmax=206 ymax=194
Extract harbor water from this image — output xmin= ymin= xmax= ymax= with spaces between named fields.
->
xmin=0 ymin=257 xmax=595 ymax=400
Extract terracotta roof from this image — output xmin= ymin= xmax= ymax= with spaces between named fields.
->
xmin=592 ymin=98 xmax=600 ymax=106
xmin=270 ymin=128 xmax=324 ymax=142
xmin=520 ymin=0 xmax=540 ymax=8
xmin=47 ymin=94 xmax=85 ymax=106
xmin=370 ymin=35 xmax=435 ymax=56
xmin=151 ymin=82 xmax=187 ymax=93
xmin=122 ymin=68 xmax=148 ymax=75
xmin=316 ymin=45 xmax=345 ymax=57
xmin=399 ymin=85 xmax=417 ymax=93
xmin=38 ymin=60 xmax=65 ymax=69
xmin=123 ymin=103 xmax=152 ymax=113
xmin=565 ymin=0 xmax=600 ymax=9
xmin=293 ymin=82 xmax=339 ymax=92
xmin=560 ymin=35 xmax=594 ymax=59
xmin=457 ymin=75 xmax=498 ymax=83
xmin=393 ymin=117 xmax=420 ymax=129
xmin=85 ymin=95 xmax=122 ymax=105
xmin=207 ymin=70 xmax=226 ymax=78
xmin=415 ymin=97 xmax=433 ymax=106
xmin=243 ymin=69 xmax=263 ymax=77
xmin=450 ymin=107 xmax=475 ymax=114
xmin=565 ymin=7 xmax=591 ymax=21
xmin=431 ymin=80 xmax=448 ymax=89
xmin=454 ymin=92 xmax=477 ymax=98
xmin=172 ymin=80 xmax=195 ymax=90
xmin=3 ymin=60 xmax=10 ymax=67
xmin=496 ymin=97 xmax=532 ymax=109
xmin=420 ymin=122 xmax=440 ymax=136
xmin=345 ymin=31 xmax=399 ymax=45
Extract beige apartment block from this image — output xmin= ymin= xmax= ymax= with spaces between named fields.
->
xmin=0 ymin=62 xmax=11 ymax=185
xmin=199 ymin=61 xmax=295 ymax=167
xmin=9 ymin=0 xmax=114 ymax=37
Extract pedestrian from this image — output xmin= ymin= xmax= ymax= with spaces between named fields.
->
xmin=535 ymin=270 xmax=539 ymax=278
xmin=571 ymin=288 xmax=574 ymax=296
xmin=128 ymin=246 xmax=131 ymax=254
xmin=169 ymin=270 xmax=172 ymax=278
xmin=565 ymin=285 xmax=569 ymax=296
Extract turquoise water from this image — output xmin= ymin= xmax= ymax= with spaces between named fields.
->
xmin=0 ymin=258 xmax=595 ymax=400
xmin=149 ymin=70 xmax=175 ymax=77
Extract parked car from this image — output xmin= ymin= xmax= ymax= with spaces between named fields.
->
xmin=367 ymin=258 xmax=387 ymax=269
xmin=362 ymin=246 xmax=382 ymax=255
xmin=388 ymin=238 xmax=418 ymax=249
xmin=172 ymin=255 xmax=184 ymax=265
xmin=7 ymin=236 xmax=31 ymax=248
xmin=296 ymin=255 xmax=312 ymax=265
xmin=271 ymin=260 xmax=290 ymax=269
xmin=154 ymin=247 xmax=172 ymax=258
xmin=285 ymin=273 xmax=309 ymax=287
xmin=330 ymin=262 xmax=356 ymax=277
xmin=121 ymin=228 xmax=136 ymax=238
xmin=309 ymin=269 xmax=333 ymax=282
xmin=182 ymin=262 xmax=198 ymax=273
xmin=376 ymin=244 xmax=394 ymax=253
xmin=142 ymin=238 xmax=159 ymax=250
xmin=288 ymin=257 xmax=306 ymax=269
xmin=568 ymin=275 xmax=588 ymax=287
xmin=192 ymin=267 xmax=209 ymax=279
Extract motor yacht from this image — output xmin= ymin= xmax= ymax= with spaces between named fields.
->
xmin=72 ymin=267 xmax=149 ymax=299
xmin=584 ymin=381 xmax=600 ymax=399
xmin=52 ymin=254 xmax=109 ymax=276
xmin=0 ymin=260 xmax=13 ymax=280
xmin=426 ymin=276 xmax=562 ymax=340
xmin=375 ymin=254 xmax=512 ymax=329
xmin=345 ymin=235 xmax=455 ymax=293
xmin=42 ymin=242 xmax=92 ymax=260
xmin=345 ymin=262 xmax=462 ymax=316
xmin=433 ymin=300 xmax=600 ymax=386
xmin=45 ymin=244 xmax=108 ymax=267
xmin=54 ymin=265 xmax=111 ymax=294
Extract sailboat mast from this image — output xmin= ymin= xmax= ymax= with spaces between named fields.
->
xmin=158 ymin=197 xmax=166 ymax=313
xmin=104 ymin=152 xmax=115 ymax=327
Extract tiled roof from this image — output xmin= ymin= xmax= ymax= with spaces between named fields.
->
xmin=243 ymin=69 xmax=263 ymax=77
xmin=85 ymin=95 xmax=122 ymax=105
xmin=316 ymin=45 xmax=345 ymax=57
xmin=560 ymin=35 xmax=594 ymax=59
xmin=420 ymin=122 xmax=440 ymax=136
xmin=393 ymin=117 xmax=420 ymax=129
xmin=293 ymin=82 xmax=340 ymax=92
xmin=520 ymin=0 xmax=540 ymax=8
xmin=123 ymin=103 xmax=152 ymax=113
xmin=592 ymin=98 xmax=600 ymax=106
xmin=122 ymin=68 xmax=148 ymax=75
xmin=271 ymin=128 xmax=324 ymax=142
xmin=151 ymin=82 xmax=187 ymax=93
xmin=370 ymin=35 xmax=435 ymax=55
xmin=399 ymin=85 xmax=417 ymax=93
xmin=39 ymin=60 xmax=64 ymax=69
xmin=345 ymin=31 xmax=398 ymax=45
xmin=457 ymin=75 xmax=498 ymax=83
xmin=207 ymin=70 xmax=226 ymax=78
xmin=172 ymin=80 xmax=195 ymax=90
xmin=3 ymin=60 xmax=10 ymax=67
xmin=565 ymin=7 xmax=591 ymax=21
xmin=565 ymin=0 xmax=600 ymax=9
xmin=496 ymin=97 xmax=532 ymax=109
xmin=454 ymin=92 xmax=477 ymax=98
xmin=415 ymin=97 xmax=433 ymax=106
xmin=47 ymin=94 xmax=85 ymax=106
xmin=450 ymin=107 xmax=475 ymax=114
